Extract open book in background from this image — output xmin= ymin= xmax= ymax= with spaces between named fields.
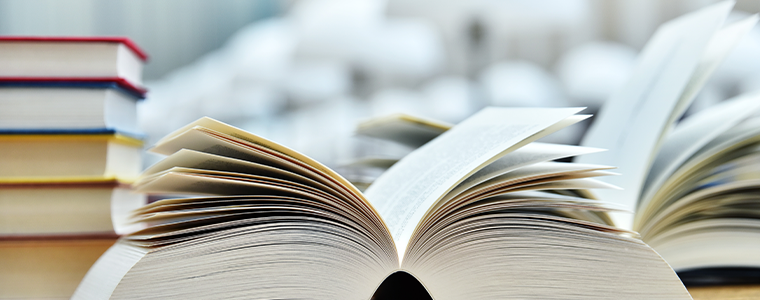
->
xmin=575 ymin=0 xmax=760 ymax=284
xmin=73 ymin=107 xmax=690 ymax=299
xmin=338 ymin=114 xmax=452 ymax=191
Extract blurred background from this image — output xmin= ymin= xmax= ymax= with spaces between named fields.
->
xmin=3 ymin=0 xmax=760 ymax=170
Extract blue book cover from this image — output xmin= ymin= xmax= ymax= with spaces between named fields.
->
xmin=0 ymin=128 xmax=146 ymax=140
xmin=0 ymin=80 xmax=145 ymax=100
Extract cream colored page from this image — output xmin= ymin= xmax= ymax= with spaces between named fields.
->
xmin=641 ymin=92 xmax=760 ymax=209
xmin=151 ymin=117 xmax=367 ymax=205
xmin=136 ymin=172 xmax=326 ymax=200
xmin=140 ymin=149 xmax=319 ymax=188
xmin=578 ymin=1 xmax=732 ymax=229
xmin=148 ymin=127 xmax=359 ymax=207
xmin=444 ymin=143 xmax=605 ymax=201
xmin=141 ymin=149 xmax=274 ymax=178
xmin=149 ymin=129 xmax=310 ymax=178
xmin=356 ymin=113 xmax=452 ymax=148
xmin=365 ymin=107 xmax=583 ymax=261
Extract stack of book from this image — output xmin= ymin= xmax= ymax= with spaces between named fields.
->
xmin=0 ymin=37 xmax=148 ymax=299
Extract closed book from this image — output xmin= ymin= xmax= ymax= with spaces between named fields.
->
xmin=0 ymin=133 xmax=143 ymax=182
xmin=0 ymin=235 xmax=117 ymax=299
xmin=0 ymin=36 xmax=147 ymax=95
xmin=0 ymin=179 xmax=146 ymax=236
xmin=0 ymin=83 xmax=140 ymax=134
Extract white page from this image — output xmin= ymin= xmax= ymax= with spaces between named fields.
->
xmin=640 ymin=91 xmax=760 ymax=213
xmin=452 ymin=164 xmax=616 ymax=203
xmin=510 ymin=177 xmax=620 ymax=193
xmin=664 ymin=14 xmax=759 ymax=135
xmin=578 ymin=1 xmax=733 ymax=229
xmin=365 ymin=107 xmax=583 ymax=262
xmin=642 ymin=15 xmax=760 ymax=194
xmin=444 ymin=143 xmax=605 ymax=202
xmin=642 ymin=117 xmax=760 ymax=214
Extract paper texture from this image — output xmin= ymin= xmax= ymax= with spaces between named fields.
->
xmin=365 ymin=107 xmax=583 ymax=261
xmin=578 ymin=2 xmax=734 ymax=228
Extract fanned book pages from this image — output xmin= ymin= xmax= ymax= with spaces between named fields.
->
xmin=340 ymin=113 xmax=453 ymax=190
xmin=73 ymin=107 xmax=691 ymax=299
xmin=576 ymin=0 xmax=760 ymax=283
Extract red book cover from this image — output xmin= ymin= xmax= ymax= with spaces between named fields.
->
xmin=0 ymin=36 xmax=149 ymax=61
xmin=0 ymin=36 xmax=149 ymax=97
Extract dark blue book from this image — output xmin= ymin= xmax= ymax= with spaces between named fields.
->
xmin=0 ymin=83 xmax=143 ymax=133
xmin=0 ymin=80 xmax=145 ymax=100
xmin=0 ymin=128 xmax=145 ymax=140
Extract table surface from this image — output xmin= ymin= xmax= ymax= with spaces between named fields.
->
xmin=687 ymin=285 xmax=760 ymax=299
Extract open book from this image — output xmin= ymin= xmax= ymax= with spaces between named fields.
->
xmin=575 ymin=0 xmax=760 ymax=282
xmin=73 ymin=107 xmax=690 ymax=299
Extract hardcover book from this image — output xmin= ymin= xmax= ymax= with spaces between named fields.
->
xmin=0 ymin=83 xmax=141 ymax=135
xmin=0 ymin=36 xmax=148 ymax=95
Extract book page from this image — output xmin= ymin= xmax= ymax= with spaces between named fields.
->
xmin=640 ymin=92 xmax=760 ymax=215
xmin=640 ymin=15 xmax=760 ymax=198
xmin=365 ymin=107 xmax=583 ymax=261
xmin=141 ymin=149 xmax=328 ymax=193
xmin=442 ymin=143 xmax=605 ymax=203
xmin=356 ymin=113 xmax=452 ymax=148
xmin=145 ymin=121 xmax=398 ymax=255
xmin=663 ymin=14 xmax=759 ymax=134
xmin=149 ymin=125 xmax=378 ymax=219
xmin=578 ymin=1 xmax=733 ymax=229
xmin=507 ymin=177 xmax=620 ymax=193
xmin=137 ymin=171 xmax=325 ymax=199
xmin=151 ymin=117 xmax=366 ymax=206
xmin=443 ymin=165 xmax=617 ymax=208
xmin=637 ymin=117 xmax=760 ymax=227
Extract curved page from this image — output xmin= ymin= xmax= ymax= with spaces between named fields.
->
xmin=365 ymin=107 xmax=584 ymax=261
xmin=578 ymin=1 xmax=735 ymax=228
